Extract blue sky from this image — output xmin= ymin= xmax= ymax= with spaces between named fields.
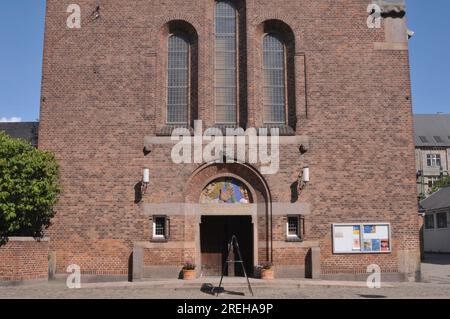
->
xmin=0 ymin=1 xmax=449 ymax=122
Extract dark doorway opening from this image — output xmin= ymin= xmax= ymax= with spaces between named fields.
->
xmin=200 ymin=216 xmax=254 ymax=277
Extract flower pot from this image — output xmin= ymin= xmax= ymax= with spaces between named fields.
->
xmin=261 ymin=268 xmax=274 ymax=280
xmin=182 ymin=269 xmax=196 ymax=280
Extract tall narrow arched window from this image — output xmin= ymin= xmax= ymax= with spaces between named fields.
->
xmin=215 ymin=1 xmax=237 ymax=124
xmin=167 ymin=35 xmax=189 ymax=124
xmin=263 ymin=34 xmax=286 ymax=124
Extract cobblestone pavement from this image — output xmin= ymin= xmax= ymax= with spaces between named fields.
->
xmin=1 ymin=256 xmax=450 ymax=299
xmin=421 ymin=253 xmax=450 ymax=284
xmin=1 ymin=280 xmax=450 ymax=299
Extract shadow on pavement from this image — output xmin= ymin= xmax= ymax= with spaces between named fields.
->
xmin=422 ymin=253 xmax=450 ymax=265
xmin=200 ymin=283 xmax=245 ymax=297
xmin=359 ymin=294 xmax=387 ymax=299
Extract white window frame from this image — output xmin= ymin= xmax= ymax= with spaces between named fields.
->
xmin=153 ymin=216 xmax=167 ymax=239
xmin=426 ymin=154 xmax=441 ymax=167
xmin=286 ymin=215 xmax=302 ymax=240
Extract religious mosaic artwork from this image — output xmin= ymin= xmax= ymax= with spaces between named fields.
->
xmin=200 ymin=178 xmax=252 ymax=204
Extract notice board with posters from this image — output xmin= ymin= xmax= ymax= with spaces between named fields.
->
xmin=332 ymin=223 xmax=391 ymax=254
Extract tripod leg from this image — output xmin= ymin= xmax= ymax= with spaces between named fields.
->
xmin=217 ymin=241 xmax=233 ymax=296
xmin=235 ymin=238 xmax=254 ymax=297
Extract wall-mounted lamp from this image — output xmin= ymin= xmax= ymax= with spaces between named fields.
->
xmin=303 ymin=166 xmax=310 ymax=183
xmin=142 ymin=168 xmax=150 ymax=195
xmin=297 ymin=166 xmax=310 ymax=195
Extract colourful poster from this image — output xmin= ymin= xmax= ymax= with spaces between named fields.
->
xmin=364 ymin=225 xmax=376 ymax=234
xmin=371 ymin=239 xmax=381 ymax=252
xmin=381 ymin=239 xmax=390 ymax=252
xmin=363 ymin=239 xmax=372 ymax=252
xmin=352 ymin=238 xmax=361 ymax=251
xmin=352 ymin=225 xmax=361 ymax=250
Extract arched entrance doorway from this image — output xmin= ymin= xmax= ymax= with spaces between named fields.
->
xmin=200 ymin=178 xmax=254 ymax=276
xmin=184 ymin=163 xmax=271 ymax=278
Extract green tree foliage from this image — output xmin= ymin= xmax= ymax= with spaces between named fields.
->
xmin=429 ymin=176 xmax=450 ymax=195
xmin=0 ymin=132 xmax=60 ymax=243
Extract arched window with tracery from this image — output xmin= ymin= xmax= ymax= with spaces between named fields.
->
xmin=167 ymin=34 xmax=189 ymax=124
xmin=215 ymin=1 xmax=238 ymax=124
xmin=263 ymin=34 xmax=286 ymax=124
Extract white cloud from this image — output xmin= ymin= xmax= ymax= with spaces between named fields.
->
xmin=0 ymin=117 xmax=22 ymax=123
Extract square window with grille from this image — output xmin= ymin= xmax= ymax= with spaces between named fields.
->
xmin=425 ymin=214 xmax=435 ymax=229
xmin=437 ymin=213 xmax=448 ymax=229
xmin=153 ymin=216 xmax=169 ymax=239
xmin=286 ymin=216 xmax=303 ymax=240
xmin=426 ymin=154 xmax=441 ymax=167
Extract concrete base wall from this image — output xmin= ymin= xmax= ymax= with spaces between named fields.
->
xmin=143 ymin=266 xmax=182 ymax=279
xmin=320 ymin=272 xmax=413 ymax=283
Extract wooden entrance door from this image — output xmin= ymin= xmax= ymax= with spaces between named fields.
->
xmin=200 ymin=216 xmax=254 ymax=277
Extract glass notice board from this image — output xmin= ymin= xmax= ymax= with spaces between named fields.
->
xmin=332 ymin=223 xmax=391 ymax=254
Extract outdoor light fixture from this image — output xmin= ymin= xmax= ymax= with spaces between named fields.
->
xmin=303 ymin=166 xmax=310 ymax=183
xmin=142 ymin=168 xmax=150 ymax=195
xmin=297 ymin=166 xmax=310 ymax=195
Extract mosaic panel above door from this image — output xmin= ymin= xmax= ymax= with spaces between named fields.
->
xmin=200 ymin=178 xmax=252 ymax=204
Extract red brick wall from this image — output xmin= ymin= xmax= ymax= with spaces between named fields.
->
xmin=38 ymin=0 xmax=420 ymax=278
xmin=143 ymin=248 xmax=195 ymax=266
xmin=0 ymin=238 xmax=49 ymax=282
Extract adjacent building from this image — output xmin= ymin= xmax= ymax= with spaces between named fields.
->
xmin=37 ymin=0 xmax=420 ymax=281
xmin=414 ymin=114 xmax=450 ymax=198
xmin=0 ymin=122 xmax=39 ymax=147
xmin=421 ymin=187 xmax=450 ymax=253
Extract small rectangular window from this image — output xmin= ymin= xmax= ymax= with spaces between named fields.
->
xmin=286 ymin=215 xmax=303 ymax=241
xmin=427 ymin=177 xmax=438 ymax=189
xmin=153 ymin=216 xmax=169 ymax=240
xmin=425 ymin=214 xmax=435 ymax=229
xmin=427 ymin=154 xmax=441 ymax=167
xmin=437 ymin=213 xmax=448 ymax=229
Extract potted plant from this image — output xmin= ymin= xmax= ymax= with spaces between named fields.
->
xmin=260 ymin=262 xmax=274 ymax=280
xmin=182 ymin=262 xmax=197 ymax=280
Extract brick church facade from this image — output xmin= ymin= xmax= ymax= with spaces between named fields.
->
xmin=38 ymin=0 xmax=421 ymax=281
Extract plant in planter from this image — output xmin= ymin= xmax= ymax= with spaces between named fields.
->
xmin=182 ymin=262 xmax=197 ymax=280
xmin=259 ymin=262 xmax=274 ymax=280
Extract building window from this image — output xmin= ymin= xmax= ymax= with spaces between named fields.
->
xmin=167 ymin=35 xmax=189 ymax=124
xmin=286 ymin=215 xmax=303 ymax=241
xmin=426 ymin=154 xmax=441 ymax=167
xmin=153 ymin=216 xmax=169 ymax=240
xmin=437 ymin=212 xmax=448 ymax=229
xmin=215 ymin=0 xmax=237 ymax=124
xmin=263 ymin=34 xmax=286 ymax=124
xmin=428 ymin=177 xmax=439 ymax=189
xmin=425 ymin=214 xmax=435 ymax=229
